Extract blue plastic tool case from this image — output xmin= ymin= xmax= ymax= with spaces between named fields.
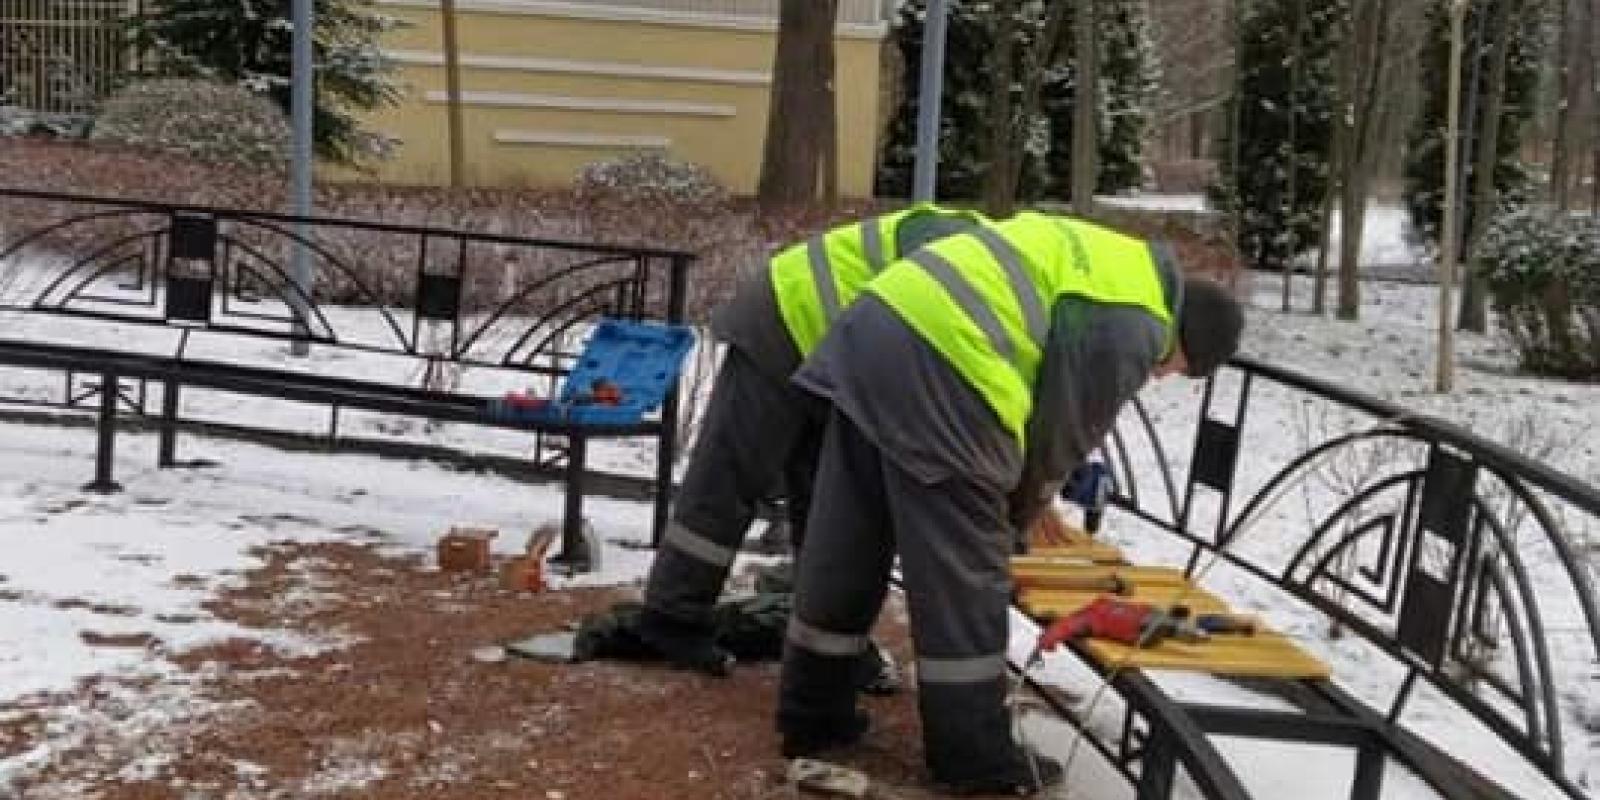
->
xmin=492 ymin=318 xmax=695 ymax=426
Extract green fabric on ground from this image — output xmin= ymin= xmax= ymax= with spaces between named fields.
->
xmin=574 ymin=592 xmax=794 ymax=663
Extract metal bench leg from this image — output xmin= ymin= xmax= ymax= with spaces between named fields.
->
xmin=1351 ymin=740 xmax=1386 ymax=800
xmin=85 ymin=372 xmax=122 ymax=494
xmin=158 ymin=380 xmax=180 ymax=468
xmin=1138 ymin=725 xmax=1179 ymax=799
xmin=652 ymin=390 xmax=680 ymax=548
xmin=550 ymin=435 xmax=592 ymax=573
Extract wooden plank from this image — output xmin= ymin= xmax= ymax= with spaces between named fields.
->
xmin=1014 ymin=581 xmax=1330 ymax=679
xmin=1018 ymin=585 xmax=1235 ymax=617
xmin=1080 ymin=633 xmax=1331 ymax=680
xmin=1012 ymin=563 xmax=1192 ymax=591
xmin=1019 ymin=542 xmax=1128 ymax=565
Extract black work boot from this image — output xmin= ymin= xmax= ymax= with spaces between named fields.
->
xmin=779 ymin=644 xmax=870 ymax=758
xmin=937 ymin=750 xmax=1065 ymax=797
xmin=636 ymin=606 xmax=735 ymax=677
xmin=779 ymin=708 xmax=872 ymax=759
xmin=923 ymin=678 xmax=1063 ymax=796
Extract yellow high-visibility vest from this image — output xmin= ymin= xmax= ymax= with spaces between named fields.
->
xmin=867 ymin=212 xmax=1174 ymax=448
xmin=770 ymin=204 xmax=985 ymax=356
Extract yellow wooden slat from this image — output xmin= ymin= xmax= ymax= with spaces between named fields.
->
xmin=1012 ymin=563 xmax=1193 ymax=591
xmin=1021 ymin=542 xmax=1129 ymax=565
xmin=1018 ymin=585 xmax=1235 ymax=617
xmin=1012 ymin=575 xmax=1330 ymax=679
xmin=1078 ymin=632 xmax=1331 ymax=680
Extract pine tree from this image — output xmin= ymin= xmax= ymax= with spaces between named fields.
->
xmin=1402 ymin=0 xmax=1543 ymax=251
xmin=876 ymin=0 xmax=1152 ymax=202
xmin=1211 ymin=0 xmax=1342 ymax=272
xmin=128 ymin=0 xmax=401 ymax=164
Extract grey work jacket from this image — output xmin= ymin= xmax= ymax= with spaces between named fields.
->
xmin=794 ymin=246 xmax=1181 ymax=534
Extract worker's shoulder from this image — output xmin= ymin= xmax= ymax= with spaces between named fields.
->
xmin=1054 ymin=294 xmax=1166 ymax=337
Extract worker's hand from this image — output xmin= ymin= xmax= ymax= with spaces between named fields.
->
xmin=1028 ymin=507 xmax=1074 ymax=549
xmin=1006 ymin=479 xmax=1055 ymax=537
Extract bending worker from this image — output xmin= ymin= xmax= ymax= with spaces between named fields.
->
xmin=637 ymin=205 xmax=986 ymax=675
xmin=776 ymin=212 xmax=1244 ymax=795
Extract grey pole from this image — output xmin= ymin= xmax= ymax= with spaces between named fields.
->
xmin=290 ymin=0 xmax=315 ymax=356
xmin=912 ymin=0 xmax=949 ymax=202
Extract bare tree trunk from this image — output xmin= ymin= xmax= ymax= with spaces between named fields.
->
xmin=1314 ymin=160 xmax=1336 ymax=314
xmin=1072 ymin=0 xmax=1099 ymax=214
xmin=1438 ymin=0 xmax=1468 ymax=393
xmin=1336 ymin=0 xmax=1401 ymax=321
xmin=758 ymin=0 xmax=839 ymax=206
xmin=819 ymin=17 xmax=839 ymax=204
xmin=1590 ymin=0 xmax=1600 ymax=217
xmin=1337 ymin=166 xmax=1370 ymax=320
xmin=1458 ymin=0 xmax=1517 ymax=334
xmin=1008 ymin=3 xmax=1072 ymax=201
xmin=1282 ymin=0 xmax=1305 ymax=313
xmin=1228 ymin=0 xmax=1245 ymax=258
xmin=1550 ymin=0 xmax=1577 ymax=209
xmin=1333 ymin=0 xmax=1362 ymax=320
xmin=441 ymin=0 xmax=465 ymax=188
xmin=984 ymin=1 xmax=1021 ymax=216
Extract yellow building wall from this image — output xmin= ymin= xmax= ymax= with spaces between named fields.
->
xmin=348 ymin=2 xmax=886 ymax=197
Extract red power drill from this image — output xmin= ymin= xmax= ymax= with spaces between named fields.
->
xmin=1026 ymin=597 xmax=1205 ymax=667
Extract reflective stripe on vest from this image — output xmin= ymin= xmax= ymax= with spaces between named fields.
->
xmin=772 ymin=211 xmax=907 ymax=356
xmin=867 ymin=213 xmax=1173 ymax=449
xmin=904 ymin=247 xmax=1021 ymax=363
xmin=804 ymin=235 xmax=844 ymax=323
xmin=861 ymin=217 xmax=887 ymax=271
xmin=772 ymin=204 xmax=977 ymax=357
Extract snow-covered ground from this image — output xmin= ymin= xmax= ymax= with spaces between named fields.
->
xmin=2 ymin=203 xmax=1597 ymax=798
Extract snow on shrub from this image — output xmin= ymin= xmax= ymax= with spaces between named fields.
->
xmin=573 ymin=152 xmax=728 ymax=206
xmin=1475 ymin=207 xmax=1600 ymax=378
xmin=90 ymin=79 xmax=291 ymax=171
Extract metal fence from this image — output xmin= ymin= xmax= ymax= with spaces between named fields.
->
xmin=0 ymin=0 xmax=137 ymax=115
xmin=1086 ymin=357 xmax=1600 ymax=799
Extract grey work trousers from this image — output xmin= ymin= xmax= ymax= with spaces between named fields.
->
xmin=778 ymin=408 xmax=1020 ymax=782
xmin=643 ymin=346 xmax=823 ymax=629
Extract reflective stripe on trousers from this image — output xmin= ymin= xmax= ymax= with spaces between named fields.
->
xmin=662 ymin=519 xmax=738 ymax=569
xmin=916 ymin=652 xmax=1008 ymax=684
xmin=786 ymin=617 xmax=870 ymax=658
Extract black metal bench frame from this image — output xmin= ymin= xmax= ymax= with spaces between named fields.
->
xmin=1015 ymin=356 xmax=1600 ymax=800
xmin=0 ymin=188 xmax=695 ymax=567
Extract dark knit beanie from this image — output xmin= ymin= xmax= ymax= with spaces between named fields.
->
xmin=1178 ymin=278 xmax=1244 ymax=377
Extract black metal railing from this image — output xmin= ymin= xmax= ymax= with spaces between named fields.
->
xmin=0 ymin=188 xmax=691 ymax=370
xmin=0 ymin=188 xmax=695 ymax=555
xmin=1090 ymin=355 xmax=1600 ymax=799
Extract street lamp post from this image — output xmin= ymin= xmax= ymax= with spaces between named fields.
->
xmin=912 ymin=0 xmax=949 ymax=202
xmin=290 ymin=0 xmax=315 ymax=356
